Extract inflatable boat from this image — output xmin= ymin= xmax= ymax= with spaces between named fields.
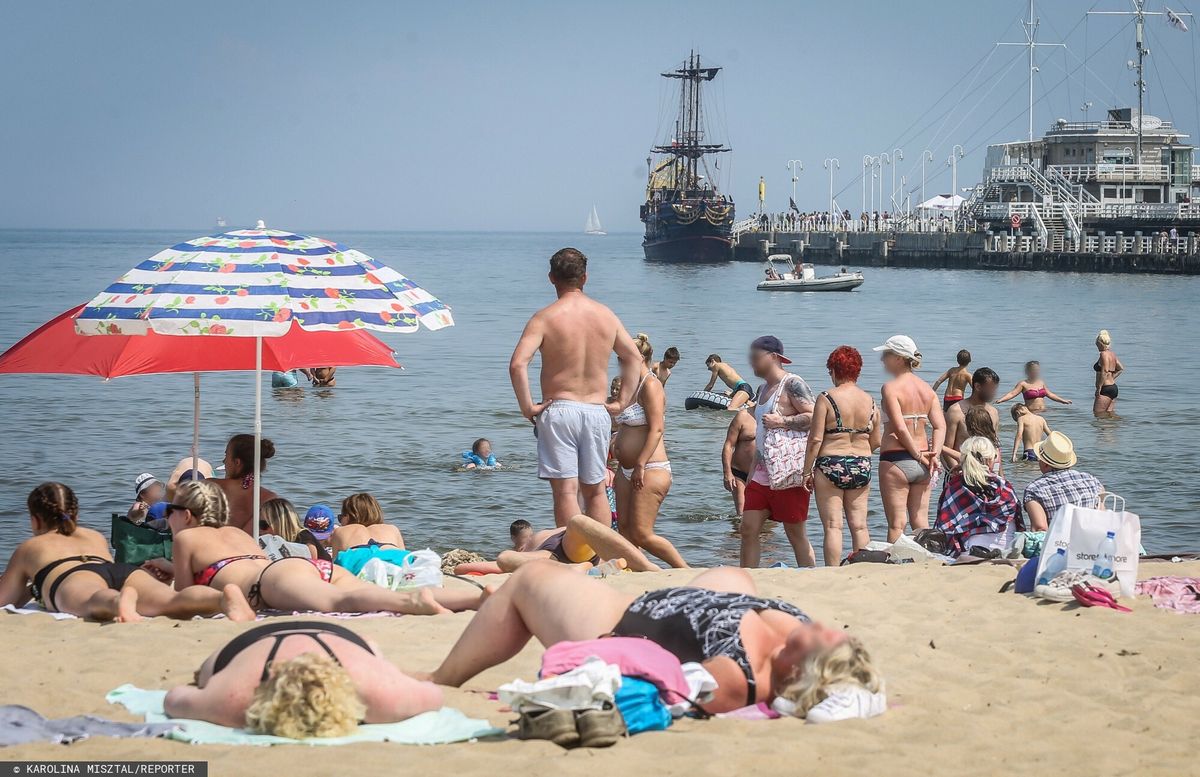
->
xmin=757 ymin=254 xmax=865 ymax=292
xmin=685 ymin=390 xmax=737 ymax=411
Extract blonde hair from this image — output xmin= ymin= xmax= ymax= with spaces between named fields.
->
xmin=777 ymin=637 xmax=881 ymax=718
xmin=633 ymin=332 xmax=653 ymax=365
xmin=1096 ymin=329 xmax=1112 ymax=350
xmin=341 ymin=493 xmax=384 ymax=526
xmin=261 ymin=498 xmax=302 ymax=541
xmin=174 ymin=481 xmax=229 ymax=527
xmin=959 ymin=436 xmax=998 ymax=491
xmin=244 ymin=653 xmax=365 ymax=739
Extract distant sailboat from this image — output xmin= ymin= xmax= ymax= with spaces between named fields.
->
xmin=584 ymin=205 xmax=606 ymax=236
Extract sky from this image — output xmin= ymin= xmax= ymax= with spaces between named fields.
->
xmin=3 ymin=0 xmax=1199 ymax=232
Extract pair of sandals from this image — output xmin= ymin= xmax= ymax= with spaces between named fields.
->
xmin=517 ymin=704 xmax=626 ymax=748
xmin=1034 ymin=570 xmax=1130 ymax=611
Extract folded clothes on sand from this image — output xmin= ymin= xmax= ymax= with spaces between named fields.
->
xmin=1136 ymin=577 xmax=1200 ymax=614
xmin=0 ymin=704 xmax=176 ymax=746
xmin=107 ymin=685 xmax=502 ymax=746
xmin=499 ymin=659 xmax=622 ymax=713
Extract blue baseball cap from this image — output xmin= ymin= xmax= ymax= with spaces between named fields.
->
xmin=750 ymin=335 xmax=792 ymax=364
xmin=304 ymin=504 xmax=336 ymax=540
xmin=177 ymin=469 xmax=207 ymax=483
xmin=147 ymin=501 xmax=169 ymax=522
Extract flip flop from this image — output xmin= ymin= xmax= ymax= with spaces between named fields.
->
xmin=1071 ymin=582 xmax=1131 ymax=612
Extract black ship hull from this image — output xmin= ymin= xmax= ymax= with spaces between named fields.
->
xmin=642 ymin=232 xmax=732 ymax=263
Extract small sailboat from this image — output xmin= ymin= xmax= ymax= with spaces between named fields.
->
xmin=584 ymin=205 xmax=606 ymax=236
xmin=216 ymin=217 xmax=227 ymax=228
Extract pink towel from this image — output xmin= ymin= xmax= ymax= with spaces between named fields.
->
xmin=1135 ymin=577 xmax=1200 ymax=614
xmin=541 ymin=638 xmax=692 ymax=703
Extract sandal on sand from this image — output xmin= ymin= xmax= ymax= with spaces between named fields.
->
xmin=1035 ymin=570 xmax=1104 ymax=602
xmin=576 ymin=705 xmax=626 ymax=748
xmin=1071 ymin=582 xmax=1131 ymax=612
xmin=517 ymin=708 xmax=579 ymax=748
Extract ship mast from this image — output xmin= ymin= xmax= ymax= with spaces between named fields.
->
xmin=653 ymin=51 xmax=730 ymax=194
xmin=998 ymin=0 xmax=1064 ymax=142
xmin=1089 ymin=1 xmax=1193 ymax=163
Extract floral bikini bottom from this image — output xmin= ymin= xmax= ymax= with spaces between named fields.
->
xmin=815 ymin=455 xmax=873 ymax=490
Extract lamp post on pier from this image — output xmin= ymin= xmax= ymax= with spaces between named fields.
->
xmin=824 ymin=158 xmax=840 ymax=228
xmin=862 ymin=155 xmax=877 ymax=215
xmin=921 ymin=150 xmax=934 ymax=208
xmin=878 ymin=153 xmax=891 ymax=217
xmin=787 ymin=159 xmax=804 ymax=208
xmin=890 ymin=148 xmax=904 ymax=211
xmin=948 ymin=144 xmax=965 ymax=230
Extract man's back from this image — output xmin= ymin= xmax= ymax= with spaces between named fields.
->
xmin=535 ymin=293 xmax=620 ymax=404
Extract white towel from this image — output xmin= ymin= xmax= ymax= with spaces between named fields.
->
xmin=498 ymin=658 xmax=621 ymax=713
xmin=2 ymin=604 xmax=77 ymax=620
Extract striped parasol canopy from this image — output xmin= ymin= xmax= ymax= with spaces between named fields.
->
xmin=76 ymin=224 xmax=453 ymax=336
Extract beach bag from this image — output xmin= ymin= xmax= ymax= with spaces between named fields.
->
xmin=613 ymin=677 xmax=672 ymax=735
xmin=1035 ymin=494 xmax=1141 ymax=597
xmin=110 ymin=513 xmax=171 ymax=564
xmin=760 ymin=375 xmax=808 ymax=491
xmin=357 ymin=549 xmax=443 ymax=590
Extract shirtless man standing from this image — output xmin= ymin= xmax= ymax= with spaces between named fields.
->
xmin=704 ymin=354 xmax=755 ymax=410
xmin=510 ymin=248 xmax=642 ymax=527
xmin=720 ymin=410 xmax=757 ymax=516
xmin=931 ymin=350 xmax=972 ymax=413
xmin=943 ymin=367 xmax=1000 ymax=464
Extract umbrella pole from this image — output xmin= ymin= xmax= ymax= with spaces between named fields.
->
xmin=192 ymin=373 xmax=200 ymax=474
xmin=253 ymin=336 xmax=262 ymax=543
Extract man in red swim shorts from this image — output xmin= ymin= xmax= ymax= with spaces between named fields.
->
xmin=740 ymin=336 xmax=816 ymax=568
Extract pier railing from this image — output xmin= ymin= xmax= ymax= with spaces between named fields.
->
xmin=1052 ymin=163 xmax=1169 ymax=183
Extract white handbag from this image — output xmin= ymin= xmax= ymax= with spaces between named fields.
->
xmin=1035 ymin=494 xmax=1141 ymax=597
xmin=760 ymin=375 xmax=808 ymax=490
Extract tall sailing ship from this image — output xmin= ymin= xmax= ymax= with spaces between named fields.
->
xmin=640 ymin=52 xmax=735 ymax=263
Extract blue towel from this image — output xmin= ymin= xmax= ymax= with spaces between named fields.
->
xmin=107 ymin=685 xmax=502 ymax=746
xmin=335 ymin=545 xmax=414 ymax=576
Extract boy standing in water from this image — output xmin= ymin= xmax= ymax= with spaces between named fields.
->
xmin=704 ymin=354 xmax=755 ymax=410
xmin=1010 ymin=404 xmax=1050 ymax=462
xmin=651 ymin=346 xmax=680 ymax=386
xmin=932 ymin=349 xmax=972 ymax=412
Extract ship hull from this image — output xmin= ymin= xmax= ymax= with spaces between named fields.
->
xmin=642 ymin=233 xmax=732 ymax=263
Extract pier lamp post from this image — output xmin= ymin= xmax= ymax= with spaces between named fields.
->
xmin=890 ymin=148 xmax=904 ymax=211
xmin=824 ymin=158 xmax=840 ymax=227
xmin=788 ymin=159 xmax=804 ymax=208
xmin=948 ymin=144 xmax=965 ymax=229
xmin=878 ymin=153 xmax=891 ymax=217
xmin=921 ymin=150 xmax=934 ymax=208
xmin=862 ymin=155 xmax=877 ymax=215
xmin=1120 ymin=146 xmax=1134 ymax=201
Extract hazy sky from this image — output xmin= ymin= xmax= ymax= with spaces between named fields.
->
xmin=3 ymin=0 xmax=1198 ymax=231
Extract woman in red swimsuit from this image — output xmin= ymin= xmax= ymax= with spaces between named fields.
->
xmin=996 ymin=361 xmax=1071 ymax=413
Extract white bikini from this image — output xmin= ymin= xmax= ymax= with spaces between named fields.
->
xmin=615 ymin=371 xmax=672 ymax=479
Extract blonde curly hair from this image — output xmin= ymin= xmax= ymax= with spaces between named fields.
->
xmin=173 ymin=481 xmax=229 ymax=528
xmin=776 ymin=636 xmax=882 ymax=718
xmin=244 ymin=652 xmax=366 ymax=739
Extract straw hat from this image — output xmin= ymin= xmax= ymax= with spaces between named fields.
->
xmin=1034 ymin=431 xmax=1077 ymax=469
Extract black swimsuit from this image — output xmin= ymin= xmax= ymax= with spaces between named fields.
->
xmin=611 ymin=587 xmax=809 ymax=706
xmin=211 ymin=621 xmax=375 ymax=682
xmin=31 ymin=556 xmax=140 ymax=613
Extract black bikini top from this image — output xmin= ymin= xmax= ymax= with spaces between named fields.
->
xmin=211 ymin=621 xmax=374 ymax=682
xmin=821 ymin=391 xmax=875 ymax=436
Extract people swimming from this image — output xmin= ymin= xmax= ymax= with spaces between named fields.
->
xmin=0 ymin=482 xmax=251 ymax=622
xmin=996 ymin=360 xmax=1071 ymax=413
xmin=1010 ymin=403 xmax=1050 ymax=462
xmin=703 ymin=354 xmax=755 ymax=410
xmin=721 ymin=409 xmax=757 ymax=516
xmin=428 ymin=564 xmax=881 ymax=716
xmin=462 ymin=438 xmax=499 ymax=469
xmin=164 ymin=622 xmax=442 ymax=737
xmin=931 ymin=349 xmax=972 ymax=412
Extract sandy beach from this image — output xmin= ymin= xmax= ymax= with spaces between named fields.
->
xmin=2 ymin=560 xmax=1197 ymax=776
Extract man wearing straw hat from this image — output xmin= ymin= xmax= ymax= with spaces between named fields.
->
xmin=1021 ymin=431 xmax=1104 ymax=531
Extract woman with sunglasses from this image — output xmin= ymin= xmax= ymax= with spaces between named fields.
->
xmin=329 ymin=493 xmax=405 ymax=557
xmin=0 ymin=482 xmax=253 ymax=622
xmin=167 ymin=482 xmax=484 ymax=614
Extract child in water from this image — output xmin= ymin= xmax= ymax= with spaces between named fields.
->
xmin=462 ymin=438 xmax=499 ymax=469
xmin=1010 ymin=403 xmax=1050 ymax=462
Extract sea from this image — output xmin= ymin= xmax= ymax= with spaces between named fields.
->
xmin=1 ymin=229 xmax=1197 ymax=565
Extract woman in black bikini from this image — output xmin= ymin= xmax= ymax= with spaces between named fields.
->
xmin=167 ymin=481 xmax=485 ymax=615
xmin=329 ymin=492 xmax=405 ymax=559
xmin=429 ymin=563 xmax=879 ymax=716
xmin=800 ymin=347 xmax=882 ymax=566
xmin=0 ymin=483 xmax=251 ymax=622
xmin=1092 ymin=329 xmax=1124 ymax=417
xmin=165 ymin=621 xmax=442 ymax=737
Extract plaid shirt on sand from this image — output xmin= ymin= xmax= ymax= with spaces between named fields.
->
xmin=1022 ymin=468 xmax=1104 ymax=514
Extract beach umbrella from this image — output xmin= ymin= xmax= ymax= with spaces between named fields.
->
xmin=0 ymin=304 xmax=402 ymax=498
xmin=73 ymin=224 xmax=454 ymax=536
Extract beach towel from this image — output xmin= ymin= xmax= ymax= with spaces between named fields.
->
xmin=1135 ymin=577 xmax=1200 ymax=614
xmin=2 ymin=604 xmax=77 ymax=620
xmin=106 ymin=685 xmax=501 ymax=746
xmin=0 ymin=704 xmax=177 ymax=746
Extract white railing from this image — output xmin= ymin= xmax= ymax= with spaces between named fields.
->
xmin=1060 ymin=203 xmax=1082 ymax=247
xmin=1029 ymin=204 xmax=1049 ymax=245
xmin=982 ymin=200 xmax=1200 ymax=222
xmin=1052 ymin=164 xmax=1169 ymax=183
xmin=731 ymin=217 xmax=759 ymax=240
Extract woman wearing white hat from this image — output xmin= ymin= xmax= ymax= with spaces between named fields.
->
xmin=874 ymin=335 xmax=946 ymax=541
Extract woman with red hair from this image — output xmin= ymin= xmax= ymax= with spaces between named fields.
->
xmin=801 ymin=346 xmax=882 ymax=565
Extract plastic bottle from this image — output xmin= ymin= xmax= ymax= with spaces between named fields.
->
xmin=1092 ymin=531 xmax=1117 ymax=580
xmin=587 ymin=559 xmax=623 ymax=578
xmin=1037 ymin=548 xmax=1068 ymax=586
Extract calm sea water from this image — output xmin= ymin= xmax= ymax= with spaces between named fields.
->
xmin=1 ymin=229 xmax=1197 ymax=565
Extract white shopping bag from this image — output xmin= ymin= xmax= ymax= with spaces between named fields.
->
xmin=356 ymin=548 xmax=443 ymax=590
xmin=1036 ymin=494 xmax=1140 ymax=597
